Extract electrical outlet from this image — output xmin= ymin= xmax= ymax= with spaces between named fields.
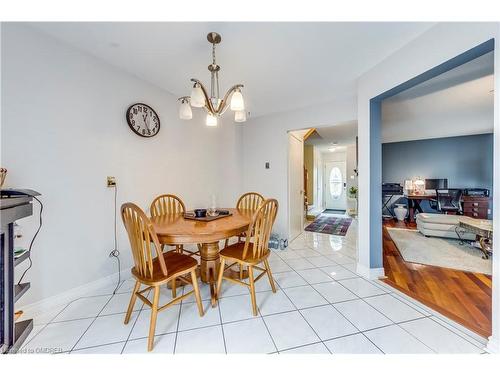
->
xmin=107 ymin=176 xmax=116 ymax=187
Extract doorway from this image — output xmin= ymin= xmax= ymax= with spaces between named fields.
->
xmin=367 ymin=39 xmax=495 ymax=339
xmin=324 ymin=160 xmax=347 ymax=211
xmin=287 ymin=122 xmax=358 ymax=235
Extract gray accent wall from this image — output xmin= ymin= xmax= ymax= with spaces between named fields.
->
xmin=382 ymin=134 xmax=493 ymax=213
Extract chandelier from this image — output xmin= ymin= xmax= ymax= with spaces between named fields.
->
xmin=178 ymin=32 xmax=246 ymax=126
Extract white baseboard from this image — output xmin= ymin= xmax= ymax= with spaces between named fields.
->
xmin=486 ymin=336 xmax=499 ymax=353
xmin=356 ymin=263 xmax=385 ymax=280
xmin=18 ymin=268 xmax=129 ymax=317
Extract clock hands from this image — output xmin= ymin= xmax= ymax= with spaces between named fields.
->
xmin=142 ymin=112 xmax=151 ymax=131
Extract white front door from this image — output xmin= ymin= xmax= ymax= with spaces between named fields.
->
xmin=324 ymin=161 xmax=347 ymax=210
xmin=288 ymin=133 xmax=304 ymax=240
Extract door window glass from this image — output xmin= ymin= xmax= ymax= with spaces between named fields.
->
xmin=329 ymin=167 xmax=343 ymax=200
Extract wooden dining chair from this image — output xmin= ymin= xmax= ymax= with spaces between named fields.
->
xmin=150 ymin=194 xmax=199 ymax=257
xmin=216 ymin=199 xmax=278 ymax=316
xmin=224 ymin=192 xmax=265 ymax=247
xmin=121 ymin=202 xmax=204 ymax=351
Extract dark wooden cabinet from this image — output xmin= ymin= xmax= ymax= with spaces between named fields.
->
xmin=462 ymin=196 xmax=490 ymax=219
xmin=1 ymin=194 xmax=37 ymax=354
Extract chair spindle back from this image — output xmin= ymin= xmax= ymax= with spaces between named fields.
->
xmin=242 ymin=199 xmax=278 ymax=260
xmin=150 ymin=194 xmax=185 ymax=217
xmin=121 ymin=203 xmax=167 ymax=280
xmin=237 ymin=192 xmax=264 ymax=212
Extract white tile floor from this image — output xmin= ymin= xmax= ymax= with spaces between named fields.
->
xmin=18 ymin=216 xmax=488 ymax=354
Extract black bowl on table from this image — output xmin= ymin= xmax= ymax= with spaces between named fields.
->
xmin=194 ymin=209 xmax=207 ymax=218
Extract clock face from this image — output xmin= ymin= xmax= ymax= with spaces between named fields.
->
xmin=126 ymin=103 xmax=160 ymax=137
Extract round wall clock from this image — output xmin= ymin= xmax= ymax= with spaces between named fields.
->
xmin=126 ymin=103 xmax=160 ymax=137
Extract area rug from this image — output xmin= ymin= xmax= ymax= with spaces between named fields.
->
xmin=305 ymin=215 xmax=352 ymax=236
xmin=387 ymin=228 xmax=492 ymax=275
xmin=323 ymin=209 xmax=346 ymax=215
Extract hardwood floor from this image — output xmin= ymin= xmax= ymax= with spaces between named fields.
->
xmin=382 ymin=219 xmax=492 ymax=338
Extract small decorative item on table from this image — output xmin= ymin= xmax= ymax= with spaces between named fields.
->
xmin=194 ymin=209 xmax=207 ymax=218
xmin=413 ymin=177 xmax=425 ymax=195
xmin=207 ymin=194 xmax=218 ymax=216
xmin=184 ymin=209 xmax=232 ymax=221
xmin=404 ymin=179 xmax=414 ymax=195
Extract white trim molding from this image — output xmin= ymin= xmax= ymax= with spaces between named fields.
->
xmin=486 ymin=336 xmax=499 ymax=354
xmin=356 ymin=262 xmax=385 ymax=280
xmin=18 ymin=269 xmax=127 ymax=318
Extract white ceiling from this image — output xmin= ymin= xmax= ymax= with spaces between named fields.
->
xmin=29 ymin=22 xmax=434 ymax=118
xmin=305 ymin=121 xmax=357 ymax=152
xmin=382 ymin=51 xmax=494 ymax=143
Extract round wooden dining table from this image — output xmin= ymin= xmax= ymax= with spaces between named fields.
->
xmin=150 ymin=208 xmax=253 ymax=306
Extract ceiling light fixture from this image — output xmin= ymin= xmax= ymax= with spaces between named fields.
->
xmin=178 ymin=32 xmax=246 ymax=126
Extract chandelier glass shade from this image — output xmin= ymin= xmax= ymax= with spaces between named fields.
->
xmin=178 ymin=97 xmax=193 ymax=120
xmin=206 ymin=113 xmax=218 ymax=127
xmin=234 ymin=110 xmax=247 ymax=123
xmin=178 ymin=32 xmax=246 ymax=126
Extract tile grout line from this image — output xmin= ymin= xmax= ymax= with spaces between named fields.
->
xmin=26 ymin=226 xmax=485 ymax=355
xmin=258 ymin=308 xmax=280 ymax=354
xmin=301 ymin=234 xmax=473 ymax=353
xmin=276 ymin=278 xmax=330 ymax=350
xmin=281 ymin=239 xmax=469 ymax=353
xmin=282 ymin=231 xmax=475 ymax=353
xmin=68 ymin=294 xmax=118 ymax=352
xmin=172 ymin=285 xmax=184 ymax=354
xmin=279 ymin=249 xmax=404 ymax=354
xmin=20 ymin=280 xmax=127 ymax=352
xmin=119 ymin=289 xmax=152 ymax=354
xmin=371 ymin=279 xmax=487 ymax=349
xmin=217 ymin=298 xmax=228 ymax=354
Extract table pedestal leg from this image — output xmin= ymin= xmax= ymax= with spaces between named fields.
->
xmin=479 ymin=237 xmax=492 ymax=259
xmin=199 ymin=242 xmax=220 ymax=307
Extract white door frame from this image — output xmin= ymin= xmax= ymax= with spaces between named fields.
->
xmin=323 ymin=160 xmax=347 ymax=210
xmin=287 ymin=131 xmax=304 ymax=241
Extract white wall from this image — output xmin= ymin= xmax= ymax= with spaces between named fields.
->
xmin=345 ymin=144 xmax=358 ymax=195
xmin=242 ymin=97 xmax=357 ymax=237
xmin=312 ymin=146 xmax=323 ymax=210
xmin=1 ymin=24 xmax=242 ymax=306
xmin=356 ymin=22 xmax=499 ymax=351
xmin=382 ymin=75 xmax=494 ymax=143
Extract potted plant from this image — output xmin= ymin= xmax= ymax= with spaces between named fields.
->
xmin=347 ymin=186 xmax=358 ymax=216
xmin=348 ymin=186 xmax=358 ymax=198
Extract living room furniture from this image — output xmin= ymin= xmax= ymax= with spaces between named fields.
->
xmin=1 ymin=191 xmax=39 ymax=353
xmin=462 ymin=196 xmax=490 ymax=219
xmin=425 ymin=178 xmax=448 ymax=190
xmin=405 ymin=193 xmax=436 ymax=223
xmin=416 ymin=213 xmax=476 ymax=241
xmin=151 ymin=207 xmax=253 ymax=307
xmin=121 ymin=202 xmax=204 ymax=351
xmin=458 ymin=216 xmax=493 ymax=259
xmin=435 ymin=188 xmax=463 ymax=214
xmin=216 ymin=199 xmax=278 ymax=316
xmin=382 ymin=183 xmax=403 ymax=218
